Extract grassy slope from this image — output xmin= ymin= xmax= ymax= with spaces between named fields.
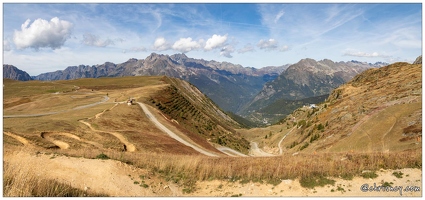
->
xmin=3 ymin=75 xmax=249 ymax=154
xmin=148 ymin=77 xmax=250 ymax=154
xmin=240 ymin=62 xmax=422 ymax=154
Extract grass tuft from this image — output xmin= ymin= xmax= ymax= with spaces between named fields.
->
xmin=95 ymin=153 xmax=110 ymax=160
xmin=392 ymin=171 xmax=403 ymax=179
xmin=299 ymin=175 xmax=335 ymax=189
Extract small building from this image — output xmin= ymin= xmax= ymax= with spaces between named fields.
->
xmin=309 ymin=104 xmax=317 ymax=109
xmin=127 ymin=97 xmax=136 ymax=105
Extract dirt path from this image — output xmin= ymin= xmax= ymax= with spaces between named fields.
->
xmin=278 ymin=127 xmax=295 ymax=155
xmin=249 ymin=142 xmax=275 ymax=157
xmin=95 ymin=102 xmax=120 ymax=119
xmin=350 ymin=106 xmax=385 ymax=135
xmin=4 ymin=132 xmax=32 ymax=146
xmin=40 ymin=132 xmax=103 ymax=149
xmin=79 ymin=120 xmax=136 ymax=152
xmin=381 ymin=116 xmax=397 ymax=152
xmin=138 ymin=102 xmax=219 ymax=157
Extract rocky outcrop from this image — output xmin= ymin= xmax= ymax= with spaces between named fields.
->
xmin=3 ymin=65 xmax=33 ymax=81
xmin=413 ymin=55 xmax=422 ymax=64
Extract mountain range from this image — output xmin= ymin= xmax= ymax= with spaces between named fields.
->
xmin=29 ymin=53 xmax=289 ymax=113
xmin=3 ymin=64 xmax=33 ymax=81
xmin=4 ymin=53 xmax=388 ymax=125
xmin=239 ymin=58 xmax=388 ymax=124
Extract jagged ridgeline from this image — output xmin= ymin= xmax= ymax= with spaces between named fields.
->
xmin=29 ymin=53 xmax=289 ymax=114
xmin=239 ymin=58 xmax=387 ymax=124
xmin=3 ymin=64 xmax=33 ymax=81
xmin=148 ymin=77 xmax=250 ymax=154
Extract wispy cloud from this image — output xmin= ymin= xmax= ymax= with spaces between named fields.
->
xmin=237 ymin=44 xmax=255 ymax=53
xmin=81 ymin=33 xmax=115 ymax=47
xmin=220 ymin=45 xmax=235 ymax=58
xmin=274 ymin=10 xmax=285 ymax=24
xmin=122 ymin=46 xmax=147 ymax=53
xmin=279 ymin=45 xmax=289 ymax=52
xmin=3 ymin=40 xmax=12 ymax=51
xmin=257 ymin=39 xmax=278 ymax=51
xmin=343 ymin=49 xmax=389 ymax=58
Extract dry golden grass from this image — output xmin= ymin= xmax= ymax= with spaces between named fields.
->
xmin=245 ymin=62 xmax=422 ymax=155
xmin=3 ymin=154 xmax=108 ymax=197
xmin=55 ymin=147 xmax=421 ymax=193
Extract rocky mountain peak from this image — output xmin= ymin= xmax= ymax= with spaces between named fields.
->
xmin=298 ymin=58 xmax=317 ymax=66
xmin=413 ymin=55 xmax=422 ymax=64
xmin=3 ymin=64 xmax=33 ymax=81
xmin=145 ymin=52 xmax=164 ymax=61
xmin=170 ymin=53 xmax=188 ymax=62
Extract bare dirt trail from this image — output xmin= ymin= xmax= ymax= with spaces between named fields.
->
xmin=138 ymin=102 xmax=219 ymax=157
xmin=4 ymin=131 xmax=33 ymax=146
xmin=95 ymin=102 xmax=120 ymax=119
xmin=78 ymin=120 xmax=136 ymax=152
xmin=40 ymin=132 xmax=103 ymax=149
xmin=278 ymin=127 xmax=296 ymax=155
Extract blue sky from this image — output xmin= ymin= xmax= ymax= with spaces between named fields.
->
xmin=2 ymin=2 xmax=422 ymax=76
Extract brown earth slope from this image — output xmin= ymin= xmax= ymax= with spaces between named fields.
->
xmin=241 ymin=61 xmax=421 ymax=154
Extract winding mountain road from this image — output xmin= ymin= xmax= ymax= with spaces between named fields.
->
xmin=216 ymin=146 xmax=248 ymax=157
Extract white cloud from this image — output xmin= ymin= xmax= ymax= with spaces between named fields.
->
xmin=4 ymin=40 xmax=11 ymax=51
xmin=82 ymin=33 xmax=115 ymax=47
xmin=220 ymin=45 xmax=234 ymax=58
xmin=257 ymin=39 xmax=278 ymax=51
xmin=204 ymin=34 xmax=227 ymax=50
xmin=153 ymin=37 xmax=170 ymax=51
xmin=172 ymin=37 xmax=202 ymax=53
xmin=274 ymin=10 xmax=285 ymax=24
xmin=13 ymin=17 xmax=73 ymax=50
